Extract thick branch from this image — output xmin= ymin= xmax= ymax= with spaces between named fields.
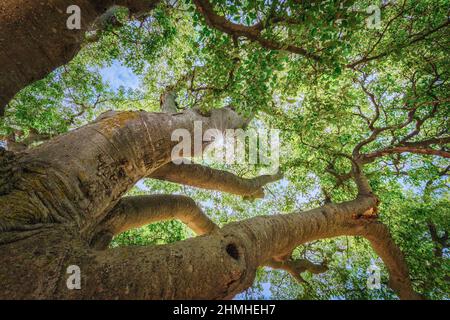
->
xmin=0 ymin=0 xmax=159 ymax=115
xmin=91 ymin=194 xmax=218 ymax=249
xmin=160 ymin=91 xmax=179 ymax=113
xmin=150 ymin=162 xmax=282 ymax=198
xmin=0 ymin=107 xmax=244 ymax=234
xmin=362 ymin=221 xmax=424 ymax=300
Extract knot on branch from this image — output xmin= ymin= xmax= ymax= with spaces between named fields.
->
xmin=352 ymin=206 xmax=379 ymax=220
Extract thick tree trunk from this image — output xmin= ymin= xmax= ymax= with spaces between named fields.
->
xmin=0 ymin=191 xmax=419 ymax=300
xmin=0 ymin=107 xmax=244 ymax=234
xmin=0 ymin=107 xmax=247 ymax=299
xmin=0 ymin=107 xmax=420 ymax=299
xmin=0 ymin=0 xmax=421 ymax=300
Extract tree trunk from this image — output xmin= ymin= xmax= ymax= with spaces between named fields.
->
xmin=0 ymin=0 xmax=421 ymax=300
xmin=0 ymin=107 xmax=420 ymax=299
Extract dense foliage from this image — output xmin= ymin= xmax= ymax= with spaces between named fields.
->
xmin=1 ymin=0 xmax=448 ymax=299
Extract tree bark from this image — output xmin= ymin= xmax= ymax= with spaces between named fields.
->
xmin=0 ymin=188 xmax=420 ymax=299
xmin=0 ymin=107 xmax=420 ymax=299
xmin=150 ymin=162 xmax=282 ymax=199
xmin=90 ymin=194 xmax=219 ymax=249
xmin=0 ymin=0 xmax=421 ymax=301
xmin=0 ymin=107 xmax=244 ymax=235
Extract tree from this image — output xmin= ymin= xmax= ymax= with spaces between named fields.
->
xmin=0 ymin=0 xmax=448 ymax=299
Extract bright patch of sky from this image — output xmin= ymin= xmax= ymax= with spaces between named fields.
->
xmin=98 ymin=60 xmax=141 ymax=91
xmin=136 ymin=180 xmax=149 ymax=191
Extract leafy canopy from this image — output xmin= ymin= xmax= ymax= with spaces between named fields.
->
xmin=1 ymin=0 xmax=448 ymax=299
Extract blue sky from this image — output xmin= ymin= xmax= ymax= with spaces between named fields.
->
xmin=99 ymin=60 xmax=141 ymax=91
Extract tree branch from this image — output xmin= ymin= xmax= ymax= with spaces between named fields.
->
xmin=427 ymin=222 xmax=448 ymax=258
xmin=192 ymin=0 xmax=320 ymax=61
xmin=347 ymin=19 xmax=450 ymax=68
xmin=160 ymin=91 xmax=179 ymax=113
xmin=91 ymin=194 xmax=218 ymax=249
xmin=67 ymin=193 xmax=420 ymax=299
xmin=0 ymin=0 xmax=161 ymax=115
xmin=0 ymin=107 xmax=245 ymax=233
xmin=361 ymin=137 xmax=450 ymax=163
xmin=149 ymin=162 xmax=283 ymax=199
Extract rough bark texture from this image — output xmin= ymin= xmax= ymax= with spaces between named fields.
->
xmin=0 ymin=107 xmax=420 ymax=299
xmin=0 ymin=185 xmax=420 ymax=299
xmin=0 ymin=91 xmax=419 ymax=300
xmin=0 ymin=0 xmax=422 ymax=301
xmin=0 ymin=107 xmax=244 ymax=234
xmin=0 ymin=107 xmax=257 ymax=299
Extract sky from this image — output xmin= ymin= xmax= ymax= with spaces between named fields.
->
xmin=98 ymin=60 xmax=141 ymax=91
